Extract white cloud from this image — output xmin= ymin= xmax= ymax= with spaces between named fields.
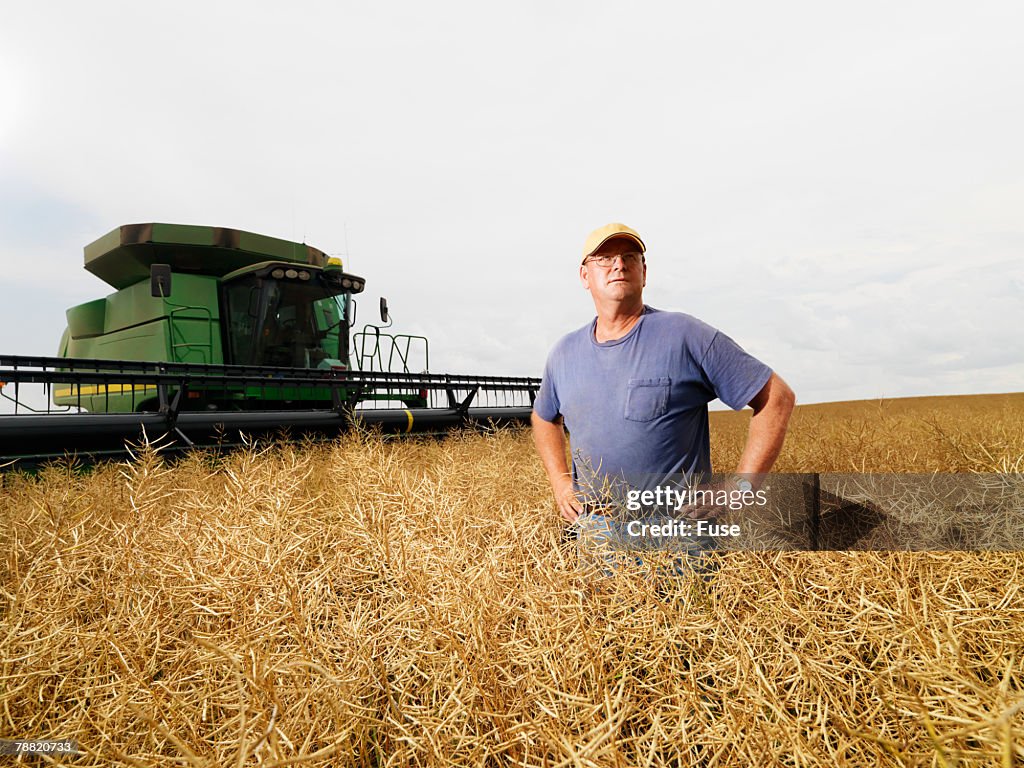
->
xmin=0 ymin=2 xmax=1022 ymax=403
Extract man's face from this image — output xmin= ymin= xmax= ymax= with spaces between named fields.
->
xmin=579 ymin=236 xmax=647 ymax=304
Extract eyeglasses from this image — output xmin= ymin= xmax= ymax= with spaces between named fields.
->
xmin=585 ymin=252 xmax=644 ymax=268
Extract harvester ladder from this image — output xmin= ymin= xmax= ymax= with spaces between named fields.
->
xmin=166 ymin=304 xmax=214 ymax=364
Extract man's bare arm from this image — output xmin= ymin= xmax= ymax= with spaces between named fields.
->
xmin=531 ymin=411 xmax=584 ymax=522
xmin=680 ymin=372 xmax=796 ymax=520
xmin=736 ymin=372 xmax=796 ymax=476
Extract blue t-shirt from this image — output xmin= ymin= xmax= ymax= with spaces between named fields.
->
xmin=533 ymin=306 xmax=772 ymax=492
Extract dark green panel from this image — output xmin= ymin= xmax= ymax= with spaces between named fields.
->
xmin=83 ymin=223 xmax=330 ymax=289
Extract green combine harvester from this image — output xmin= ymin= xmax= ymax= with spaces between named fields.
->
xmin=0 ymin=223 xmax=539 ymax=467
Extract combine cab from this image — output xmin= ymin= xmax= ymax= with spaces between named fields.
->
xmin=57 ymin=223 xmax=385 ymax=412
xmin=0 ymin=224 xmax=539 ymax=467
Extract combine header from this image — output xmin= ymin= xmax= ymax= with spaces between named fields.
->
xmin=0 ymin=224 xmax=539 ymax=467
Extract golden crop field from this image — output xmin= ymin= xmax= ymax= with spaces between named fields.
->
xmin=1 ymin=393 xmax=1022 ymax=767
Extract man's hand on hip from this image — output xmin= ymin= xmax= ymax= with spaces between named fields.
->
xmin=676 ymin=478 xmax=746 ymax=521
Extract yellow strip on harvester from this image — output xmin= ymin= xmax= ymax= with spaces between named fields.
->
xmin=53 ymin=384 xmax=158 ymax=398
xmin=405 ymin=409 xmax=413 ymax=433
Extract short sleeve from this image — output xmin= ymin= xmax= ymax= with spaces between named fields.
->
xmin=699 ymin=331 xmax=773 ymax=410
xmin=532 ymin=352 xmax=562 ymax=422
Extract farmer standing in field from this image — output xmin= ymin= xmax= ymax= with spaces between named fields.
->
xmin=531 ymin=223 xmax=796 ymax=567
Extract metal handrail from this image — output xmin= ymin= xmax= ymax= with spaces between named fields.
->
xmin=352 ymin=328 xmax=429 ymax=374
xmin=166 ymin=303 xmax=214 ymax=364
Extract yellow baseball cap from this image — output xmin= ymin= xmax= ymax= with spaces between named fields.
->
xmin=581 ymin=222 xmax=646 ymax=263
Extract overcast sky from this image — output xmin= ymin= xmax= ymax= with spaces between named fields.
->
xmin=1 ymin=1 xmax=1021 ymax=405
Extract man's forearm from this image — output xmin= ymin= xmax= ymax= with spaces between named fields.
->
xmin=736 ymin=374 xmax=796 ymax=475
xmin=531 ymin=412 xmax=583 ymax=522
xmin=531 ymin=412 xmax=571 ymax=490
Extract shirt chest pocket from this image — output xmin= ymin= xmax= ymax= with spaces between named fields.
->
xmin=624 ymin=377 xmax=671 ymax=422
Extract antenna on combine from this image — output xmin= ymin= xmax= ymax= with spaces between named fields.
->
xmin=344 ymin=222 xmax=350 ymax=270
